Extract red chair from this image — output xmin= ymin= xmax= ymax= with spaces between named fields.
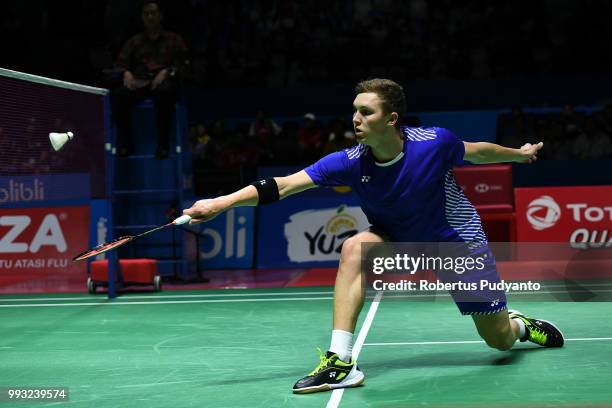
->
xmin=453 ymin=164 xmax=516 ymax=242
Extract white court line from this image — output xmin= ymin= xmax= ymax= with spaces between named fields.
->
xmin=115 ymin=380 xmax=196 ymax=388
xmin=0 ymin=291 xmax=333 ymax=302
xmin=364 ymin=337 xmax=612 ymax=347
xmin=2 ymin=283 xmax=611 ymax=302
xmin=560 ymin=337 xmax=612 ymax=342
xmin=3 ymin=288 xmax=612 ymax=308
xmin=381 ymin=288 xmax=612 ymax=299
xmin=0 ymin=296 xmax=335 ymax=308
xmin=327 ymin=291 xmax=383 ymax=408
xmin=540 ymin=282 xmax=612 ymax=288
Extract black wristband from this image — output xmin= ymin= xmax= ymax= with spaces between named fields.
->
xmin=250 ymin=178 xmax=279 ymax=205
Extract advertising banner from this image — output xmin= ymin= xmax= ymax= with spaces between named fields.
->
xmin=0 ymin=205 xmax=89 ymax=293
xmin=453 ymin=164 xmax=513 ymax=210
xmin=89 ymin=199 xmax=111 ymax=259
xmin=183 ymin=205 xmax=255 ymax=269
xmin=515 ymin=186 xmax=612 ymax=248
xmin=257 ymin=196 xmax=369 ymax=268
xmin=0 ymin=174 xmax=90 ymax=206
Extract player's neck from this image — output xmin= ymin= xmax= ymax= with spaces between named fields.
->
xmin=371 ymin=130 xmax=404 ymax=163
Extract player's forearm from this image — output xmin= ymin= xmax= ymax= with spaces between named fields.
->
xmin=221 ymin=186 xmax=259 ymax=209
xmin=221 ymin=177 xmax=300 ymax=209
xmin=215 ymin=171 xmax=315 ymax=211
xmin=467 ymin=142 xmax=522 ymax=164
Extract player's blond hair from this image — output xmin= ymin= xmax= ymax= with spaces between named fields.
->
xmin=355 ymin=78 xmax=406 ymax=129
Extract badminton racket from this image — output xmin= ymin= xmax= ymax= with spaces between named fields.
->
xmin=72 ymin=214 xmax=192 ymax=262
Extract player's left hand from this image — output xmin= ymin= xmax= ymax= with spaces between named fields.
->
xmin=518 ymin=142 xmax=543 ymax=163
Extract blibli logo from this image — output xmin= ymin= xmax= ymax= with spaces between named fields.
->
xmin=200 ymin=209 xmax=247 ymax=259
xmin=0 ymin=179 xmax=45 ymax=204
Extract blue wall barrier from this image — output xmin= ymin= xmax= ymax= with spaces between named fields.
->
xmin=257 ymin=197 xmax=368 ymax=268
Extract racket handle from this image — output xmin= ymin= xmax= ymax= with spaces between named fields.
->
xmin=173 ymin=214 xmax=192 ymax=225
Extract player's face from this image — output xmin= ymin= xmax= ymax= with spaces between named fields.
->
xmin=352 ymin=93 xmax=393 ymax=144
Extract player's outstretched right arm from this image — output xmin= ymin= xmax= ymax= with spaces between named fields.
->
xmin=182 ymin=170 xmax=316 ymax=224
xmin=463 ymin=141 xmax=544 ymax=164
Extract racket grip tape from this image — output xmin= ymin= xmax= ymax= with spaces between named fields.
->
xmin=173 ymin=214 xmax=192 ymax=225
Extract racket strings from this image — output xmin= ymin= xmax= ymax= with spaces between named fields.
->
xmin=72 ymin=236 xmax=134 ymax=261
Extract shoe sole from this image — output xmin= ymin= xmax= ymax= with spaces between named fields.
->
xmin=508 ymin=309 xmax=565 ymax=347
xmin=293 ymin=368 xmax=365 ymax=394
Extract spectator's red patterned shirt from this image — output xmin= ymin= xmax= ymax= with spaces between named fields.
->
xmin=117 ymin=30 xmax=187 ymax=80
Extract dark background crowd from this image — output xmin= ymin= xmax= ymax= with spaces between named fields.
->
xmin=191 ymin=105 xmax=612 ymax=172
xmin=3 ymin=0 xmax=612 ymax=86
xmin=1 ymin=0 xmax=612 ymax=195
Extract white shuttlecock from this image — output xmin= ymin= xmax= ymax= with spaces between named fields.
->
xmin=49 ymin=132 xmax=74 ymax=151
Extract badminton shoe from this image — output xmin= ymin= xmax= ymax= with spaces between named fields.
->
xmin=509 ymin=310 xmax=564 ymax=347
xmin=293 ymin=349 xmax=364 ymax=394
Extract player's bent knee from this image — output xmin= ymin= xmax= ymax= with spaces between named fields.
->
xmin=340 ymin=233 xmax=382 ymax=264
xmin=340 ymin=236 xmax=363 ymax=261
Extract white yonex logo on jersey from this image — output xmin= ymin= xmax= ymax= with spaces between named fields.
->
xmin=527 ymin=195 xmax=561 ymax=230
xmin=491 ymin=299 xmax=499 ymax=307
xmin=361 ymin=176 xmax=371 ymax=183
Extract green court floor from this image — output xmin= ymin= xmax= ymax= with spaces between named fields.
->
xmin=1 ymin=287 xmax=611 ymax=407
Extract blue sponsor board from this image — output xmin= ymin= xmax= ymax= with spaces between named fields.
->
xmin=0 ymin=173 xmax=90 ymax=207
xmin=257 ymin=166 xmax=368 ymax=269
xmin=257 ymin=195 xmax=369 ymax=269
xmin=183 ymin=202 xmax=255 ymax=269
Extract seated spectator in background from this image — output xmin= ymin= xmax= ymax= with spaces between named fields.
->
xmin=572 ymin=114 xmax=612 ymax=160
xmin=590 ymin=113 xmax=612 ymax=159
xmin=297 ymin=113 xmax=322 ymax=162
xmin=272 ymin=120 xmax=300 ymax=165
xmin=560 ymin=104 xmax=581 ymax=134
xmin=111 ymin=0 xmax=188 ymax=159
xmin=572 ymin=118 xmax=591 ymax=160
xmin=323 ymin=116 xmax=355 ymax=155
xmin=215 ymin=131 xmax=261 ymax=170
xmin=533 ymin=117 xmax=553 ymax=160
xmin=549 ymin=119 xmax=572 ymax=160
xmin=248 ymin=109 xmax=282 ymax=148
xmin=190 ymin=122 xmax=217 ymax=167
xmin=323 ymin=130 xmax=356 ymax=156
xmin=600 ymin=104 xmax=612 ymax=135
xmin=498 ymin=107 xmax=533 ymax=148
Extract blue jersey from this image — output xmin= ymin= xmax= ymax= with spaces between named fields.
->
xmin=304 ymin=126 xmax=487 ymax=243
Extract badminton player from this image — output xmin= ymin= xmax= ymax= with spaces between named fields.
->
xmin=183 ymin=78 xmax=564 ymax=394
